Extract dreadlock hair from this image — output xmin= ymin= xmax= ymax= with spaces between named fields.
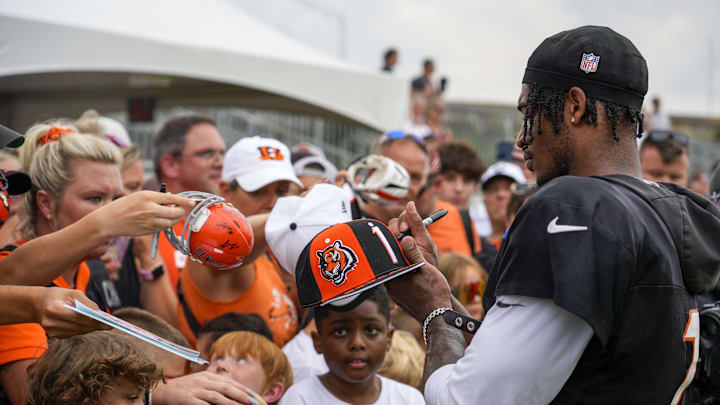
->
xmin=521 ymin=83 xmax=644 ymax=145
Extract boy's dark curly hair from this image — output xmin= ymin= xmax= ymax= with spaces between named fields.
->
xmin=26 ymin=330 xmax=163 ymax=405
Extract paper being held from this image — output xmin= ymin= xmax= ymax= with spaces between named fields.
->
xmin=65 ymin=299 xmax=208 ymax=365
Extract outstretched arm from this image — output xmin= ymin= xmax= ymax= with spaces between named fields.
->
xmin=0 ymin=191 xmax=194 ymax=286
xmin=245 ymin=213 xmax=269 ymax=264
xmin=0 ymin=285 xmax=108 ymax=337
xmin=152 ymin=371 xmax=258 ymax=405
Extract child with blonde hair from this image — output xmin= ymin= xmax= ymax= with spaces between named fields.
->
xmin=208 ymin=331 xmax=293 ymax=404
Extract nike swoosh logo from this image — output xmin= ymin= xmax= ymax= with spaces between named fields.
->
xmin=496 ymin=301 xmax=525 ymax=308
xmin=547 ymin=216 xmax=588 ymax=234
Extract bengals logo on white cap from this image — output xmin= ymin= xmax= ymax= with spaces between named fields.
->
xmin=258 ymin=146 xmax=284 ymax=161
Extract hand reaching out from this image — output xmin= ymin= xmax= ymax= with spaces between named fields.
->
xmin=152 ymin=371 xmax=260 ymax=405
xmin=34 ymin=288 xmax=110 ymax=338
xmin=90 ymin=191 xmax=195 ymax=239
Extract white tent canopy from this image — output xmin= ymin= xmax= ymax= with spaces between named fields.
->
xmin=0 ymin=0 xmax=408 ymax=132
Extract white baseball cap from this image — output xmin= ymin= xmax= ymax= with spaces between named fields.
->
xmin=265 ymin=183 xmax=352 ymax=275
xmin=293 ymin=154 xmax=338 ymax=181
xmin=222 ymin=136 xmax=302 ymax=192
xmin=98 ymin=116 xmax=132 ymax=147
xmin=481 ymin=161 xmax=527 ymax=189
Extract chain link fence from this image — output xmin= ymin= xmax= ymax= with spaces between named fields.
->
xmin=109 ymin=107 xmax=380 ymax=173
xmin=109 ymin=103 xmax=720 ymax=176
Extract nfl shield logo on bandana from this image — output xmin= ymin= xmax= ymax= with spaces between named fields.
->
xmin=580 ymin=53 xmax=600 ymax=74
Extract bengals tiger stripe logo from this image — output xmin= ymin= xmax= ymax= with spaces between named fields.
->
xmin=316 ymin=240 xmax=358 ymax=286
xmin=258 ymin=146 xmax=284 ymax=161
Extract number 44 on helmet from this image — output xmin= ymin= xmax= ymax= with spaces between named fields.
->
xmin=165 ymin=191 xmax=254 ymax=270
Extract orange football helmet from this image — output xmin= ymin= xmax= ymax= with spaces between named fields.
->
xmin=165 ymin=192 xmax=254 ymax=270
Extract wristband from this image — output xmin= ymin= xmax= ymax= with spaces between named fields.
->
xmin=138 ymin=263 xmax=164 ymax=282
xmin=423 ymin=307 xmax=452 ymax=345
xmin=442 ymin=310 xmax=481 ymax=335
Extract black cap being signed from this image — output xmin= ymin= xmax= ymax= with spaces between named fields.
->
xmin=522 ymin=25 xmax=648 ymax=110
xmin=0 ymin=124 xmax=25 ymax=149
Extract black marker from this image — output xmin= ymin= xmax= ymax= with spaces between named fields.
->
xmin=150 ymin=183 xmax=166 ymax=260
xmin=396 ymin=209 xmax=448 ymax=240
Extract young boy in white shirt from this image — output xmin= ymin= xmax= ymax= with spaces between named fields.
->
xmin=280 ymin=286 xmax=425 ymax=404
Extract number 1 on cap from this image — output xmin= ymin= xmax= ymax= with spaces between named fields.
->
xmin=370 ymin=224 xmax=398 ymax=264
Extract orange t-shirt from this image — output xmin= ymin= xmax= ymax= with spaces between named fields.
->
xmin=428 ymin=200 xmax=481 ymax=257
xmin=0 ymin=241 xmax=91 ymax=366
xmin=157 ymin=224 xmax=188 ymax=292
xmin=177 ymin=255 xmax=298 ymax=348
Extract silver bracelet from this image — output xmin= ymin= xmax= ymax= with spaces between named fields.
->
xmin=423 ymin=307 xmax=452 ymax=345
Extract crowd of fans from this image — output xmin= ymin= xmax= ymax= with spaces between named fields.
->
xmin=0 ymin=43 xmax=715 ymax=405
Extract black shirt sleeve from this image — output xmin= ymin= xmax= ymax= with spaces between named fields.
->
xmin=483 ymin=177 xmax=636 ymax=346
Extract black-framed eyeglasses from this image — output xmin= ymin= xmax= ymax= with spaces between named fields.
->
xmin=177 ymin=150 xmax=225 ymax=161
xmin=646 ymin=130 xmax=689 ymax=147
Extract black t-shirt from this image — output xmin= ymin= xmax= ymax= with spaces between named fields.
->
xmin=76 ymin=259 xmax=122 ymax=313
xmin=483 ymin=175 xmax=713 ymax=403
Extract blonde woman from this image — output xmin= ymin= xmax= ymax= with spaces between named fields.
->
xmin=0 ymin=123 xmax=192 ymax=287
xmin=437 ymin=252 xmax=487 ymax=320
xmin=0 ymin=122 xmax=193 ymax=405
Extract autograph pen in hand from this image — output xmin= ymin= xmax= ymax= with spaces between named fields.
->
xmin=396 ymin=209 xmax=448 ymax=240
xmin=149 ymin=183 xmax=166 ymax=260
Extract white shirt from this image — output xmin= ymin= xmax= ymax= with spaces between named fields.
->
xmin=468 ymin=200 xmax=491 ymax=238
xmin=424 ymin=295 xmax=594 ymax=405
xmin=649 ymin=110 xmax=672 ymax=131
xmin=280 ymin=374 xmax=425 ymax=405
xmin=282 ymin=331 xmax=328 ymax=383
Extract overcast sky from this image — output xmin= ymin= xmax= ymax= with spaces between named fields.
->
xmin=235 ymin=0 xmax=720 ymax=118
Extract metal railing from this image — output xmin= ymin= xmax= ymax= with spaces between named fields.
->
xmin=112 ymin=107 xmax=379 ymax=171
xmin=110 ymin=103 xmax=720 ymax=176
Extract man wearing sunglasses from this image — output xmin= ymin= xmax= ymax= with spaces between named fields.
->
xmin=640 ymin=130 xmax=690 ymax=186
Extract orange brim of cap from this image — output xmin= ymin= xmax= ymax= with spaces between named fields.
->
xmin=320 ymin=261 xmax=425 ymax=307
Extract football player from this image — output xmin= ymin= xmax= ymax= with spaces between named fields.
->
xmin=386 ymin=26 xmax=720 ymax=404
